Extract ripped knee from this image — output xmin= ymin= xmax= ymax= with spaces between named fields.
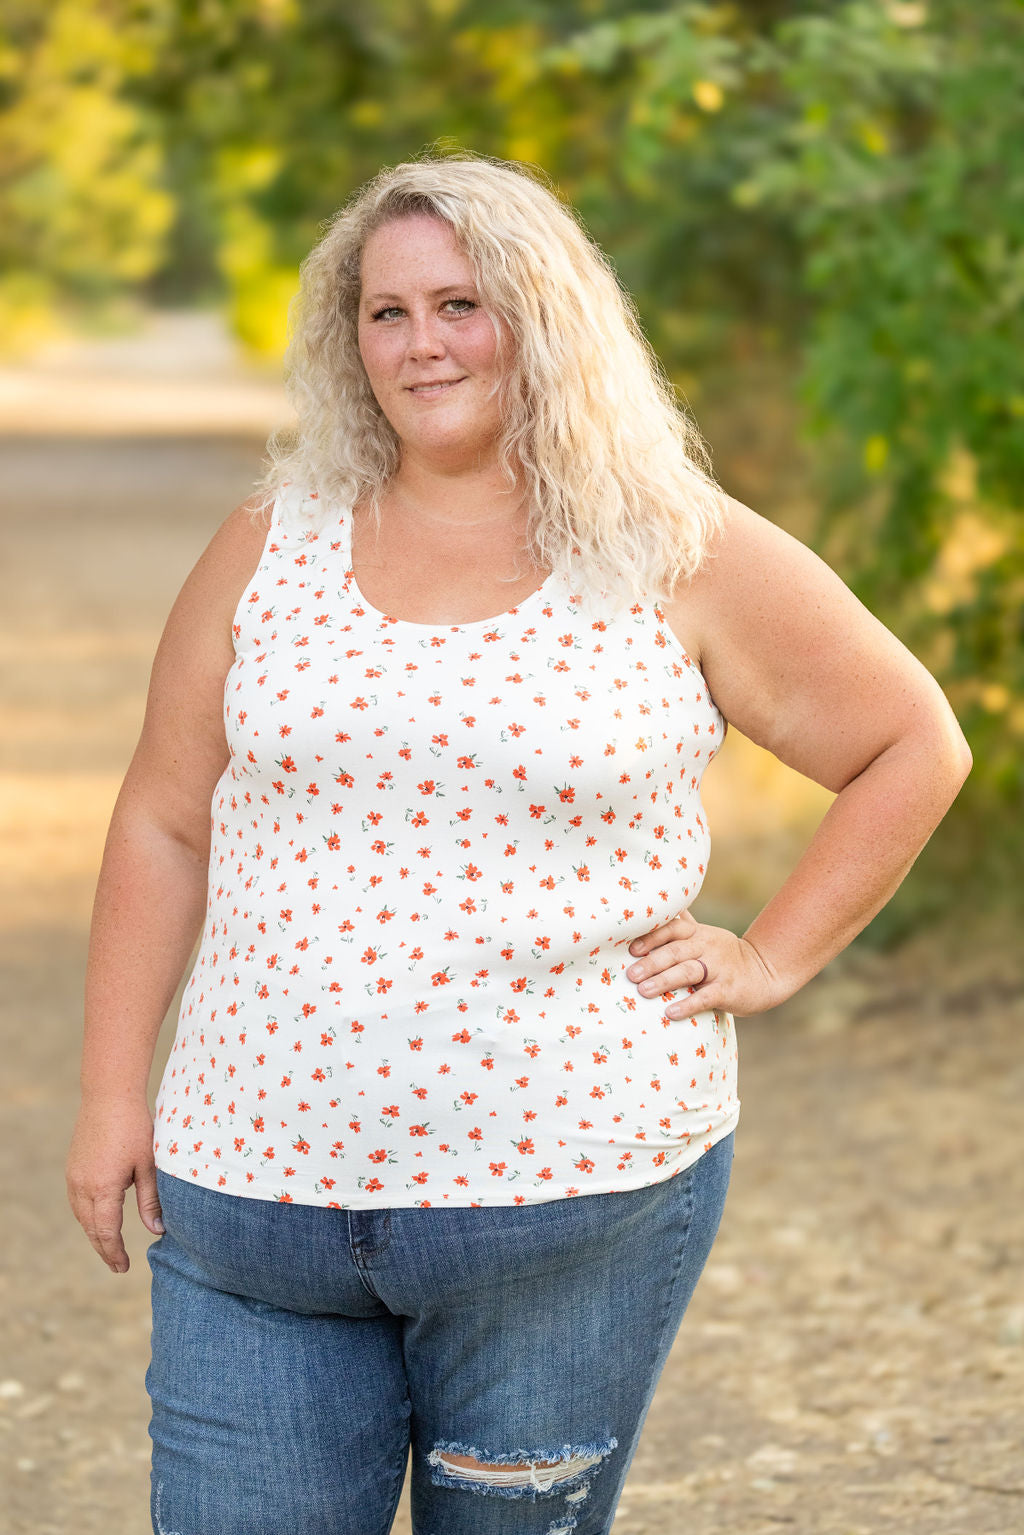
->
xmin=427 ymin=1435 xmax=617 ymax=1504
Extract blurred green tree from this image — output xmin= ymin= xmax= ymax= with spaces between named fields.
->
xmin=532 ymin=0 xmax=1023 ymax=926
xmin=1 ymin=0 xmax=1018 ymax=922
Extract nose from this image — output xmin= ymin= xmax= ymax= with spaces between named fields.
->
xmin=406 ymin=307 xmax=446 ymax=362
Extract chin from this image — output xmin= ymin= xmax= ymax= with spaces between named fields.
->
xmin=406 ymin=421 xmax=496 ymax=454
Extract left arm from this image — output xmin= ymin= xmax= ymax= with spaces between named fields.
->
xmin=626 ymin=496 xmax=972 ymax=1017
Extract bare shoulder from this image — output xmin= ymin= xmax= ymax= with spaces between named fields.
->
xmin=149 ymin=494 xmax=267 ymax=655
xmin=663 ymin=494 xmax=836 ymax=661
xmin=145 ymin=491 xmax=272 ymax=678
xmin=178 ymin=493 xmax=274 ymax=618
xmin=673 ymin=491 xmax=901 ymax=676
xmin=121 ymin=494 xmax=276 ymax=841
xmin=148 ymin=491 xmax=273 ymax=702
xmin=663 ymin=495 xmax=964 ymax=793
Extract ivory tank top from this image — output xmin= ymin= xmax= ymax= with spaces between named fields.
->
xmin=153 ymin=485 xmax=740 ymax=1207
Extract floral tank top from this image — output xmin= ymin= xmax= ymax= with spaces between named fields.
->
xmin=153 ymin=485 xmax=740 ymax=1207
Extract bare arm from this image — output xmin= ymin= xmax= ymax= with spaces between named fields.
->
xmin=626 ymin=496 xmax=972 ymax=1016
xmin=66 ymin=499 xmax=270 ymax=1272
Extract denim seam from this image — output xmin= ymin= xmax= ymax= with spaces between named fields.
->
xmin=618 ymin=1159 xmax=698 ymax=1467
xmin=346 ymin=1210 xmax=391 ymax=1301
xmin=372 ymin=1428 xmax=411 ymax=1535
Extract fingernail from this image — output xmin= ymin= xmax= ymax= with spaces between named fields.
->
xmin=152 ymin=1218 xmax=165 ymax=1234
xmin=626 ymin=964 xmax=643 ymax=979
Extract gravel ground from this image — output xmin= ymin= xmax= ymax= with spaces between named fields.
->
xmin=1 ymin=434 xmax=1020 ymax=1535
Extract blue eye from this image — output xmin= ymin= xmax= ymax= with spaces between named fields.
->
xmin=369 ymin=298 xmax=477 ymax=321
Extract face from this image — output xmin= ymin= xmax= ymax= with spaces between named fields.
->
xmin=357 ymin=214 xmax=506 ymax=466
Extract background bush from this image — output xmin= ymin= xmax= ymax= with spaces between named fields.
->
xmin=2 ymin=0 xmax=1018 ymax=934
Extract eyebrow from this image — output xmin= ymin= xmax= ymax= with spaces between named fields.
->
xmin=362 ymin=284 xmax=478 ymax=303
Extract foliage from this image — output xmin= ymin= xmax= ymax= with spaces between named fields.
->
xmin=1 ymin=0 xmax=1020 ymax=893
xmin=744 ymin=2 xmax=1024 ymax=810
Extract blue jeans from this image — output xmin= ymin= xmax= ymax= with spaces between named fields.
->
xmin=147 ymin=1133 xmax=733 ymax=1535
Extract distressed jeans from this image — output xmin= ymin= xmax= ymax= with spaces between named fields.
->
xmin=146 ymin=1132 xmax=733 ymax=1535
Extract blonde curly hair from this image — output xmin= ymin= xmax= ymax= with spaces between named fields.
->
xmin=255 ymin=149 xmax=725 ymax=602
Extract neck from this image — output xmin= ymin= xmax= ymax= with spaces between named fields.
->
xmin=387 ymin=453 xmax=528 ymax=530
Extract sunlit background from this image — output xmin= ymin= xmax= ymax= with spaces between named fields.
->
xmin=2 ymin=4 xmax=1021 ymax=1533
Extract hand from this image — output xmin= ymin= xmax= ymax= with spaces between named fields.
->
xmin=626 ymin=909 xmax=784 ymax=1019
xmin=66 ymin=1097 xmax=164 ymax=1274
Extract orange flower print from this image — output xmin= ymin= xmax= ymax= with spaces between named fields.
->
xmin=152 ymin=487 xmax=738 ymax=1211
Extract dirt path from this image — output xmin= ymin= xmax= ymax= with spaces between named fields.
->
xmin=1 ymin=434 xmax=1021 ymax=1535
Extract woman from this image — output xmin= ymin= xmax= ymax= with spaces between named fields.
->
xmin=67 ymin=154 xmax=971 ymax=1535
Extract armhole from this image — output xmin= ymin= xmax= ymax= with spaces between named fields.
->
xmin=650 ymin=599 xmax=728 ymax=743
xmin=650 ymin=597 xmax=701 ymax=671
xmin=227 ymin=494 xmax=284 ymax=644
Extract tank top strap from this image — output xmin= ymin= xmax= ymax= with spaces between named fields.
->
xmin=269 ymin=481 xmax=336 ymax=537
xmin=335 ymin=496 xmax=354 ymax=562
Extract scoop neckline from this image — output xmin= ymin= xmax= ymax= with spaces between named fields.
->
xmin=340 ymin=504 xmax=557 ymax=632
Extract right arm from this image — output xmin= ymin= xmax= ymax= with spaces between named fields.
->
xmin=66 ymin=499 xmax=271 ymax=1273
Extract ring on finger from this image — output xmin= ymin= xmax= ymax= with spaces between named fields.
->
xmin=691 ymin=958 xmax=708 ymax=988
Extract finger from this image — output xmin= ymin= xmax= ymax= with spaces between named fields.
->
xmin=85 ymin=1191 xmax=130 ymax=1273
xmin=664 ymin=982 xmax=722 ymax=1019
xmin=628 ymin=933 xmax=697 ymax=980
xmin=635 ymin=956 xmax=709 ymax=999
xmin=628 ymin=911 xmax=697 ymax=956
xmin=135 ymin=1166 xmax=165 ymax=1236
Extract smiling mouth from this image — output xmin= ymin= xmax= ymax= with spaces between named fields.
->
xmin=407 ymin=378 xmax=466 ymax=396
